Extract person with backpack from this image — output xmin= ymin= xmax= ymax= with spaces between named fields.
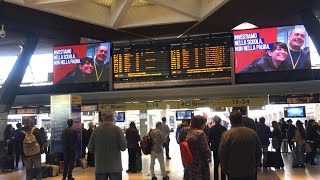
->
xmin=61 ymin=119 xmax=78 ymax=180
xmin=19 ymin=118 xmax=43 ymax=180
xmin=149 ymin=122 xmax=169 ymax=180
xmin=184 ymin=115 xmax=211 ymax=180
xmin=178 ymin=120 xmax=191 ymax=143
xmin=208 ymin=115 xmax=227 ymax=180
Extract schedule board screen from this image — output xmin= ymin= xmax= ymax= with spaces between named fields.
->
xmin=113 ymin=35 xmax=232 ymax=89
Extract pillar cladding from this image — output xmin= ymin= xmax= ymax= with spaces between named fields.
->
xmin=50 ymin=95 xmax=82 ymax=159
xmin=0 ymin=36 xmax=39 ymax=141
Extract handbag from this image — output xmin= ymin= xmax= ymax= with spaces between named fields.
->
xmin=304 ymin=143 xmax=312 ymax=153
xmin=271 ymin=138 xmax=280 ymax=149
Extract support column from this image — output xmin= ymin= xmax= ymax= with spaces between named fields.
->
xmin=50 ymin=95 xmax=82 ymax=159
xmin=139 ymin=110 xmax=148 ymax=136
xmin=0 ymin=36 xmax=38 ymax=142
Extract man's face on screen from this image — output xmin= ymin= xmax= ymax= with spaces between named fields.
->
xmin=79 ymin=61 xmax=94 ymax=74
xmin=95 ymin=46 xmax=108 ymax=62
xmin=289 ymin=29 xmax=305 ymax=49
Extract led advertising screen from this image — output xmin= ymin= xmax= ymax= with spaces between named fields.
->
xmin=284 ymin=106 xmax=306 ymax=118
xmin=176 ymin=110 xmax=194 ymax=120
xmin=53 ymin=42 xmax=111 ymax=84
xmin=234 ymin=25 xmax=319 ymax=74
xmin=115 ymin=112 xmax=125 ymax=122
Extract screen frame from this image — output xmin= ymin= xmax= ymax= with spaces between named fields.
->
xmin=115 ymin=111 xmax=126 ymax=122
xmin=284 ymin=106 xmax=306 ymax=118
xmin=175 ymin=110 xmax=194 ymax=121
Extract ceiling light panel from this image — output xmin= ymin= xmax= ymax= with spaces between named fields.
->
xmin=132 ymin=0 xmax=151 ymax=7
xmin=91 ymin=0 xmax=112 ymax=7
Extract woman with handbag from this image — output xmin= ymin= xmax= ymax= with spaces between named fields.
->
xmin=293 ymin=120 xmax=306 ymax=168
xmin=271 ymin=121 xmax=284 ymax=169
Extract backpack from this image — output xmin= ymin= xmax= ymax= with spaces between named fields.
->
xmin=180 ymin=141 xmax=193 ymax=168
xmin=140 ymin=134 xmax=152 ymax=155
xmin=21 ymin=127 xmax=40 ymax=156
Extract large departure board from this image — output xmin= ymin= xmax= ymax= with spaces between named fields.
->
xmin=113 ymin=35 xmax=232 ymax=90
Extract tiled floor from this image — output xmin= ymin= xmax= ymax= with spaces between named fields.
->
xmin=1 ymin=135 xmax=320 ymax=180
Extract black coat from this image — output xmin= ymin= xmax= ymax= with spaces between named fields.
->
xmin=208 ymin=124 xmax=227 ymax=153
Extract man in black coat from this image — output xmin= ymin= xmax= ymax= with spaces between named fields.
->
xmin=209 ymin=115 xmax=227 ymax=180
xmin=256 ymin=117 xmax=272 ymax=168
xmin=287 ymin=119 xmax=296 ymax=151
xmin=62 ymin=119 xmax=78 ymax=180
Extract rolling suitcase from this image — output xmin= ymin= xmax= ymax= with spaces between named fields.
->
xmin=0 ymin=155 xmax=14 ymax=171
xmin=45 ymin=164 xmax=60 ymax=177
xmin=266 ymin=151 xmax=284 ymax=168
xmin=136 ymin=154 xmax=142 ymax=172
xmin=281 ymin=139 xmax=289 ymax=153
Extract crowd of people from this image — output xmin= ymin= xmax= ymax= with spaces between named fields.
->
xmin=3 ymin=109 xmax=320 ymax=180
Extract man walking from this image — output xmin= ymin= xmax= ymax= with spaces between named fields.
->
xmin=150 ymin=122 xmax=169 ymax=180
xmin=20 ymin=118 xmax=43 ymax=180
xmin=88 ymin=109 xmax=127 ymax=180
xmin=62 ymin=119 xmax=78 ymax=180
xmin=209 ymin=115 xmax=227 ymax=180
xmin=219 ymin=111 xmax=262 ymax=180
xmin=161 ymin=117 xmax=171 ymax=159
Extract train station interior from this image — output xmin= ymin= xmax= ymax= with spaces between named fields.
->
xmin=0 ymin=0 xmax=320 ymax=179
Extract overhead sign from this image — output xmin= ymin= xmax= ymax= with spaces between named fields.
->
xmin=214 ymin=97 xmax=268 ymax=107
xmin=99 ymin=97 xmax=267 ymax=111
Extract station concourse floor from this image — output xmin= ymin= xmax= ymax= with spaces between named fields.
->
xmin=1 ymin=133 xmax=320 ymax=180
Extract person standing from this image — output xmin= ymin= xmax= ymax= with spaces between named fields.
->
xmin=149 ymin=122 xmax=169 ymax=180
xmin=61 ymin=119 xmax=78 ymax=180
xmin=209 ymin=115 xmax=227 ymax=180
xmin=19 ymin=118 xmax=43 ymax=180
xmin=81 ymin=123 xmax=88 ymax=159
xmin=292 ymin=120 xmax=306 ymax=168
xmin=39 ymin=127 xmax=48 ymax=155
xmin=161 ymin=117 xmax=171 ymax=159
xmin=125 ymin=122 xmax=140 ymax=173
xmin=184 ymin=116 xmax=211 ymax=180
xmin=13 ymin=123 xmax=24 ymax=169
xmin=271 ymin=121 xmax=284 ymax=169
xmin=219 ymin=111 xmax=262 ymax=180
xmin=287 ymin=119 xmax=296 ymax=151
xmin=256 ymin=117 xmax=272 ymax=168
xmin=88 ymin=109 xmax=127 ymax=180
xmin=306 ymin=119 xmax=318 ymax=165
xmin=87 ymin=122 xmax=95 ymax=167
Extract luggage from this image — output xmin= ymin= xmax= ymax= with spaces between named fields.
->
xmin=0 ymin=155 xmax=14 ymax=171
xmin=281 ymin=139 xmax=289 ymax=153
xmin=87 ymin=152 xmax=95 ymax=167
xmin=266 ymin=151 xmax=284 ymax=168
xmin=136 ymin=154 xmax=142 ymax=172
xmin=45 ymin=164 xmax=59 ymax=177
xmin=80 ymin=158 xmax=88 ymax=169
xmin=141 ymin=134 xmax=152 ymax=155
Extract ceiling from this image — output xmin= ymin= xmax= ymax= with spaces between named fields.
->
xmin=0 ymin=0 xmax=317 ymax=57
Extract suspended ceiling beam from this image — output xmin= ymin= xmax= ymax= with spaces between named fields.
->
xmin=111 ymin=0 xmax=134 ymax=28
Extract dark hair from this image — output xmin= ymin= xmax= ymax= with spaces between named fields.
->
xmin=67 ymin=119 xmax=73 ymax=127
xmin=229 ymin=111 xmax=242 ymax=125
xmin=162 ymin=117 xmax=166 ymax=122
xmin=296 ymin=120 xmax=306 ymax=139
xmin=80 ymin=57 xmax=94 ymax=66
xmin=4 ymin=124 xmax=13 ymax=136
xmin=129 ymin=122 xmax=136 ymax=128
xmin=272 ymin=121 xmax=280 ymax=130
xmin=259 ymin=117 xmax=265 ymax=123
xmin=191 ymin=115 xmax=207 ymax=129
xmin=16 ymin=123 xmax=22 ymax=129
xmin=270 ymin=42 xmax=288 ymax=52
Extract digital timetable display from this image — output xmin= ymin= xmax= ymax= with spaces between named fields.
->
xmin=113 ymin=35 xmax=232 ymax=89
